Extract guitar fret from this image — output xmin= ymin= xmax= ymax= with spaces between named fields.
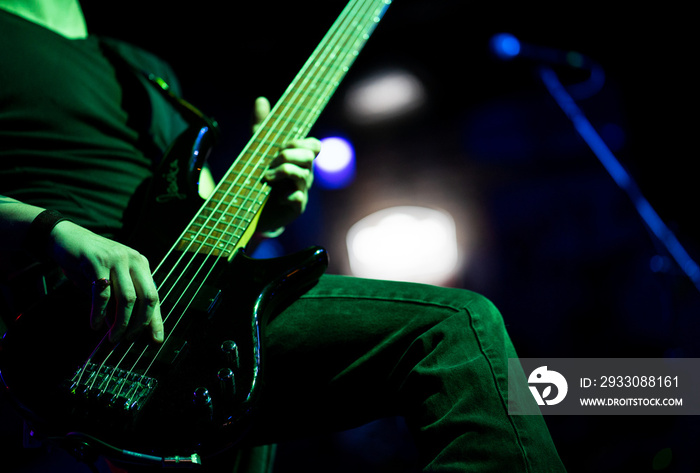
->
xmin=218 ymin=168 xmax=265 ymax=183
xmin=186 ymin=222 xmax=242 ymax=239
xmin=196 ymin=211 xmax=255 ymax=228
xmin=251 ymin=118 xmax=318 ymax=140
xmin=191 ymin=220 xmax=247 ymax=235
xmin=191 ymin=235 xmax=241 ymax=246
xmin=176 ymin=237 xmax=234 ymax=257
xmin=182 ymin=229 xmax=242 ymax=245
xmin=197 ymin=207 xmax=247 ymax=218
xmin=217 ymin=172 xmax=266 ymax=189
xmin=208 ymin=183 xmax=263 ymax=202
xmin=248 ymin=137 xmax=281 ymax=151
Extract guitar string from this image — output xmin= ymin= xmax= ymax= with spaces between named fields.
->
xmin=86 ymin=340 xmax=119 ymax=391
xmin=93 ymin=0 xmax=372 ymax=395
xmin=131 ymin=0 xmax=384 ymax=390
xmin=136 ymin=0 xmax=378 ymax=367
xmin=147 ymin=0 xmax=383 ymax=311
xmin=72 ymin=330 xmax=110 ymax=388
xmin=141 ymin=0 xmax=375 ymax=295
xmin=147 ymin=0 xmax=376 ymax=294
xmin=87 ymin=0 xmax=377 ymax=398
xmin=158 ymin=0 xmax=374 ymax=312
xmin=95 ymin=339 xmax=135 ymax=393
xmin=135 ymin=0 xmax=378 ymax=378
xmin=120 ymin=0 xmax=385 ymax=401
xmin=83 ymin=0 xmax=382 ymax=397
xmin=137 ymin=0 xmax=389 ymax=374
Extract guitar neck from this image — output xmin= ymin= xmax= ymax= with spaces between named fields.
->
xmin=174 ymin=0 xmax=392 ymax=260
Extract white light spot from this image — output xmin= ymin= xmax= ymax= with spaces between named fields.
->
xmin=345 ymin=69 xmax=426 ymax=124
xmin=346 ymin=206 xmax=459 ymax=285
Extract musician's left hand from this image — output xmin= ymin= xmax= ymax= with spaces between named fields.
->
xmin=252 ymin=96 xmax=321 ymax=234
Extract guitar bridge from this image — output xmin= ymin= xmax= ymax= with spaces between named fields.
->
xmin=64 ymin=363 xmax=158 ymax=413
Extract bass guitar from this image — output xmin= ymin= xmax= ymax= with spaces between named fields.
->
xmin=0 ymin=0 xmax=391 ymax=468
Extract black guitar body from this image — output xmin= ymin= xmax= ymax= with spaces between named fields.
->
xmin=0 ymin=124 xmax=328 ymax=467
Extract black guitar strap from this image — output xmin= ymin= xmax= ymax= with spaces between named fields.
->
xmin=98 ymin=38 xmax=220 ymax=160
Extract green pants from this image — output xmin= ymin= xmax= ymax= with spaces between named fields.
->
xmin=244 ymin=274 xmax=566 ymax=472
xmin=1 ymin=274 xmax=566 ymax=472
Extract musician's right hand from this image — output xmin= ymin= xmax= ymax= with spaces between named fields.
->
xmin=48 ymin=220 xmax=164 ymax=344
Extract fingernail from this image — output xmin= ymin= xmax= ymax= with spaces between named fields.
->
xmin=154 ymin=330 xmax=164 ymax=342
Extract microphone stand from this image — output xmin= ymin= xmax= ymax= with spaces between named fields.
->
xmin=538 ymin=65 xmax=700 ymax=294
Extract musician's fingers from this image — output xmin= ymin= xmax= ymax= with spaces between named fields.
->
xmin=292 ymin=137 xmax=322 ymax=157
xmin=285 ymin=190 xmax=309 ymax=217
xmin=109 ymin=266 xmax=137 ymax=343
xmin=148 ymin=305 xmax=164 ymax=343
xmin=252 ymin=96 xmax=271 ymax=133
xmin=265 ymin=162 xmax=313 ymax=192
xmin=125 ymin=269 xmax=163 ymax=343
xmin=90 ymin=276 xmax=111 ymax=331
xmin=270 ymin=139 xmax=321 ymax=169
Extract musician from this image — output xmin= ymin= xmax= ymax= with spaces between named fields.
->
xmin=0 ymin=1 xmax=567 ymax=472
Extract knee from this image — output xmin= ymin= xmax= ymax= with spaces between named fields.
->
xmin=428 ymin=286 xmax=506 ymax=332
xmin=424 ymin=287 xmax=511 ymax=355
xmin=459 ymin=290 xmax=506 ymax=331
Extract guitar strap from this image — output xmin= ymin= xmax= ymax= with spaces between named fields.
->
xmin=98 ymin=38 xmax=220 ymax=153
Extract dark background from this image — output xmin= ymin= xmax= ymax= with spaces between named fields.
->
xmin=82 ymin=1 xmax=699 ymax=472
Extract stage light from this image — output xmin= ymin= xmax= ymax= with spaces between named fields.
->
xmin=346 ymin=206 xmax=459 ymax=285
xmin=344 ymin=69 xmax=426 ymax=123
xmin=314 ymin=137 xmax=355 ymax=189
xmin=490 ymin=33 xmax=521 ymax=60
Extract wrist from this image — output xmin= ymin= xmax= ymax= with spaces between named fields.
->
xmin=23 ymin=209 xmax=72 ymax=262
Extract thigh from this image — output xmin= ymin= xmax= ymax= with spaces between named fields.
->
xmin=245 ymin=275 xmax=566 ymax=472
xmin=246 ymin=273 xmax=494 ymax=443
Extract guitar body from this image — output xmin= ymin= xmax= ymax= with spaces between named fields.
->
xmin=0 ymin=123 xmax=328 ymax=465
xmin=0 ymin=230 xmax=327 ymax=464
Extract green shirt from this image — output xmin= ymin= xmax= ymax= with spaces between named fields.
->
xmin=0 ymin=9 xmax=188 ymax=238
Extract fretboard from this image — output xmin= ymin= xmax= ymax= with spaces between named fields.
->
xmin=174 ymin=0 xmax=391 ymax=260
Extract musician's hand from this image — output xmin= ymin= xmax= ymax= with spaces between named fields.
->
xmin=48 ymin=221 xmax=164 ymax=344
xmin=252 ymin=96 xmax=321 ymax=233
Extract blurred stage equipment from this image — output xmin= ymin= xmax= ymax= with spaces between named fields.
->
xmin=491 ymin=33 xmax=700 ymax=293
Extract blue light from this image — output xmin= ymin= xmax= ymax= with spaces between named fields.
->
xmin=314 ymin=137 xmax=355 ymax=189
xmin=490 ymin=33 xmax=521 ymax=60
xmin=250 ymin=238 xmax=284 ymax=259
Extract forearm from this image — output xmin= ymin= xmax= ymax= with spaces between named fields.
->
xmin=0 ymin=194 xmax=164 ymax=342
